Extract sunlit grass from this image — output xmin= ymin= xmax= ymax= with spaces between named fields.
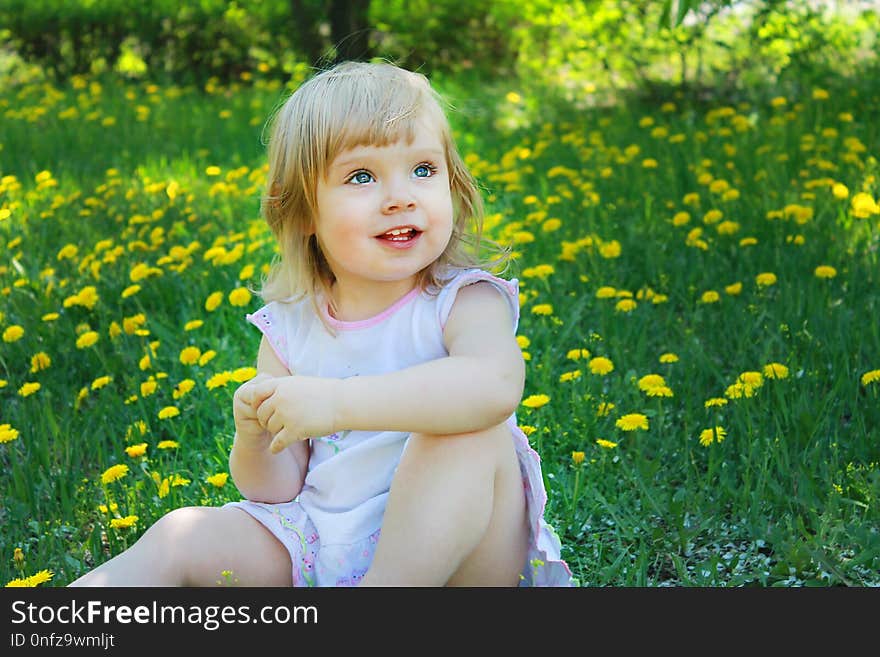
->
xmin=1 ymin=68 xmax=878 ymax=586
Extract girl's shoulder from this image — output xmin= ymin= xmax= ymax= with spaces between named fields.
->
xmin=434 ymin=267 xmax=520 ymax=332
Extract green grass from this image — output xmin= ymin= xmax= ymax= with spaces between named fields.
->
xmin=1 ymin=67 xmax=878 ymax=587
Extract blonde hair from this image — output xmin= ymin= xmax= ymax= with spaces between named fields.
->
xmin=259 ymin=60 xmax=508 ymax=317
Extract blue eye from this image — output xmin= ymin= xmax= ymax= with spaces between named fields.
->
xmin=414 ymin=164 xmax=436 ymax=178
xmin=348 ymin=171 xmax=373 ymax=185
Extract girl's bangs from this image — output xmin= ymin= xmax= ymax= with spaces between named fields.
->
xmin=321 ymin=79 xmax=436 ymax=165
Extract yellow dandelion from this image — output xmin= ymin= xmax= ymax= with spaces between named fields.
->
xmin=205 ymin=291 xmax=223 ymax=312
xmin=725 ymin=282 xmax=742 ymax=296
xmin=699 ymin=426 xmax=727 ymax=447
xmin=659 ymin=353 xmax=679 ymax=363
xmin=179 ymin=346 xmax=201 ymax=365
xmin=566 ymin=348 xmax=590 ymax=360
xmin=531 ymin=304 xmax=553 ymax=316
xmin=615 ymin=299 xmax=637 ymax=313
xmin=30 ymin=352 xmax=51 ymax=373
xmin=157 ymin=478 xmax=170 ymax=498
xmin=700 ymin=290 xmax=720 ymax=304
xmin=519 ymin=425 xmax=537 ymax=436
xmin=589 ymin=357 xmax=614 ymax=375
xmin=57 ymin=243 xmax=78 ymax=260
xmin=206 ymin=370 xmax=232 ymax=389
xmin=0 ymin=424 xmax=21 ymax=444
xmin=228 ymin=287 xmax=252 ymax=307
xmin=756 ymin=272 xmax=777 ymax=287
xmin=18 ymin=382 xmax=41 ymax=397
xmin=5 ymin=569 xmax=54 ymax=587
xmin=522 ymin=394 xmax=550 ymax=409
xmin=125 ymin=443 xmax=148 ymax=458
xmin=122 ymin=313 xmax=146 ymax=334
xmin=109 ymin=515 xmax=138 ymax=530
xmin=672 ymin=211 xmax=691 ymax=226
xmin=595 ymin=439 xmax=618 ymax=449
xmin=157 ymin=440 xmax=179 ymax=449
xmin=831 ymin=183 xmax=849 ymax=199
xmin=121 ymin=284 xmax=141 ymax=298
xmin=763 ymin=363 xmax=789 ymax=379
xmin=704 ymin=397 xmax=728 ymax=408
xmin=596 ymin=402 xmax=615 ymax=417
xmin=90 ymin=375 xmax=112 ymax=390
xmin=76 ymin=331 xmax=99 ymax=349
xmin=738 ymin=371 xmax=764 ymax=388
xmin=615 ymin=413 xmax=649 ymax=431
xmin=173 ymin=378 xmax=196 ymax=399
xmin=559 ymin=370 xmax=582 ymax=383
xmin=814 ymin=265 xmax=837 ymax=279
xmin=231 ymin=367 xmax=258 ymax=383
xmin=2 ymin=325 xmax=24 ymax=342
xmin=725 ymin=383 xmax=757 ymax=399
xmin=100 ymin=463 xmax=129 ymax=484
xmin=861 ymin=370 xmax=880 ymax=386
xmin=184 ymin=319 xmax=203 ymax=331
xmin=599 ymin=241 xmax=621 ymax=258
xmin=158 ymin=406 xmax=180 ymax=420
xmin=206 ymin=472 xmax=229 ymax=488
xmin=571 ymin=451 xmax=585 ymax=465
xmin=638 ymin=374 xmax=666 ymax=391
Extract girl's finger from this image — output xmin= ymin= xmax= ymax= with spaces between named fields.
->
xmin=233 ymin=394 xmax=258 ymax=418
xmin=265 ymin=410 xmax=283 ymax=437
xmin=256 ymin=394 xmax=275 ymax=427
xmin=237 ymin=374 xmax=271 ymax=405
xmin=269 ymin=428 xmax=298 ymax=454
xmin=249 ymin=378 xmax=279 ymax=409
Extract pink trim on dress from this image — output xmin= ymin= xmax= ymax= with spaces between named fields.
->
xmin=321 ymin=286 xmax=421 ymax=331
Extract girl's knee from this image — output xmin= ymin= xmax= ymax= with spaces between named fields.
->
xmin=148 ymin=506 xmax=211 ymax=545
xmin=407 ymin=422 xmax=511 ymax=460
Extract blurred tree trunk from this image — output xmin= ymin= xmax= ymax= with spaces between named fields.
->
xmin=290 ymin=0 xmax=326 ymax=65
xmin=289 ymin=0 xmax=371 ymax=66
xmin=329 ymin=0 xmax=371 ymax=62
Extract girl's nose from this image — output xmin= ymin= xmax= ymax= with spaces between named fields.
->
xmin=381 ymin=180 xmax=416 ymax=214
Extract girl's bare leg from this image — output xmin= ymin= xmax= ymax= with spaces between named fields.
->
xmin=361 ymin=421 xmax=529 ymax=586
xmin=69 ymin=507 xmax=292 ymax=587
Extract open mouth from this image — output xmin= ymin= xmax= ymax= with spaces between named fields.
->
xmin=376 ymin=227 xmax=422 ymax=242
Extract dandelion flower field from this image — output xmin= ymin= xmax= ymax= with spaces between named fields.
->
xmin=1 ymin=71 xmax=878 ymax=586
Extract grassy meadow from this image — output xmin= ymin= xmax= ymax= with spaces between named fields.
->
xmin=1 ymin=66 xmax=879 ymax=587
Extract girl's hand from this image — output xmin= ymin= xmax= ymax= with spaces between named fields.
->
xmin=251 ymin=375 xmax=341 ymax=453
xmin=232 ymin=373 xmax=276 ymax=449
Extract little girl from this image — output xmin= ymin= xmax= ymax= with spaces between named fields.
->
xmin=71 ymin=61 xmax=573 ymax=587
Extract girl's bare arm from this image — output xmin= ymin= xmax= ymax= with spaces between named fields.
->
xmin=337 ymin=282 xmax=525 ymax=435
xmin=229 ymin=335 xmax=310 ymax=502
